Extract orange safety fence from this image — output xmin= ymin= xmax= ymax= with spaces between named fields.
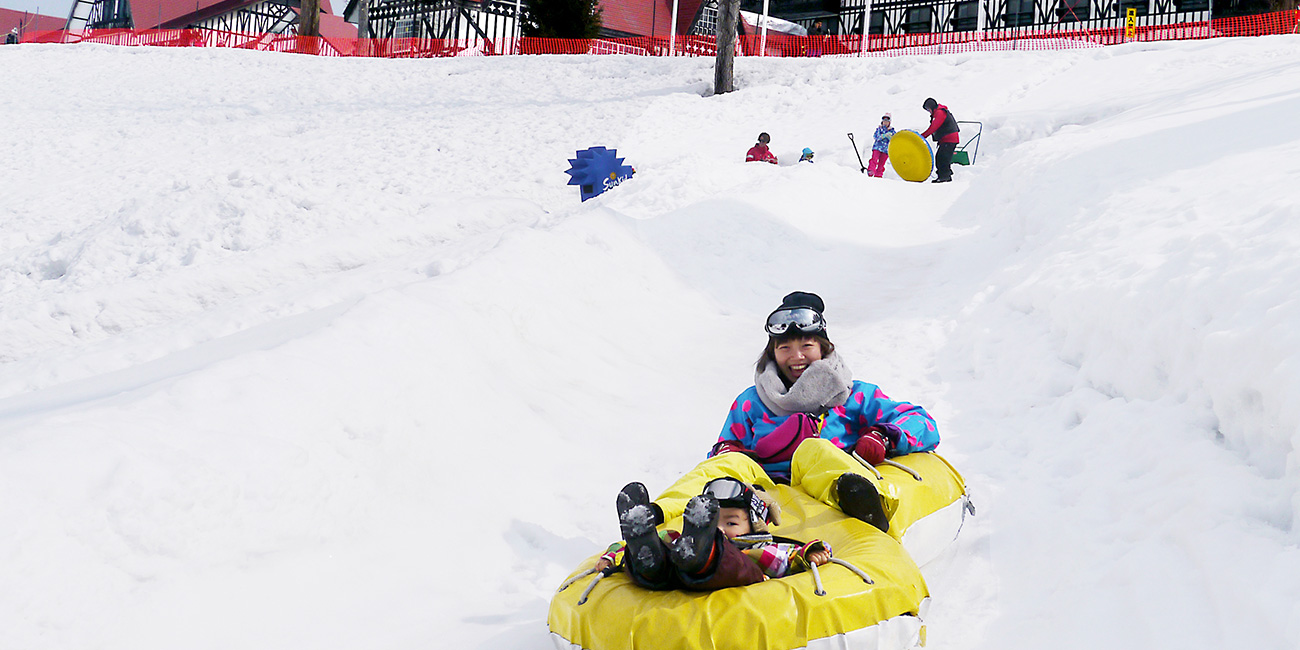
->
xmin=16 ymin=10 xmax=1299 ymax=58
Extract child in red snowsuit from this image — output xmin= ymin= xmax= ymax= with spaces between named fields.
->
xmin=598 ymin=478 xmax=831 ymax=591
xmin=746 ymin=132 xmax=779 ymax=165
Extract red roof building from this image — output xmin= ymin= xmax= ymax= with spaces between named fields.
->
xmin=597 ymin=0 xmax=706 ymax=37
xmin=1 ymin=7 xmax=65 ymax=36
xmin=61 ymin=0 xmax=354 ymax=39
xmin=122 ymin=0 xmax=336 ymax=29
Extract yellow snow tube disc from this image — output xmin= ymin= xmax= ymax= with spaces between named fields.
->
xmin=888 ymin=130 xmax=933 ymax=182
xmin=548 ymin=486 xmax=929 ymax=650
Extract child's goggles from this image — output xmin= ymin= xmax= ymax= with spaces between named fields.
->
xmin=702 ymin=477 xmax=770 ymax=525
xmin=764 ymin=307 xmax=826 ymax=336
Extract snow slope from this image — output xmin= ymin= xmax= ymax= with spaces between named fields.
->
xmin=1 ymin=36 xmax=1298 ymax=650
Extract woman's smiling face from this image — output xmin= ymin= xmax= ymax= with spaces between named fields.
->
xmin=773 ymin=336 xmax=823 ymax=383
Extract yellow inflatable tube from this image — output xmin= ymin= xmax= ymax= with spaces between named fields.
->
xmin=792 ymin=440 xmax=970 ymax=567
xmin=887 ymin=130 xmax=934 ymax=183
xmin=548 ymin=447 xmax=970 ymax=650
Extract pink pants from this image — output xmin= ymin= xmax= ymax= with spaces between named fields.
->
xmin=867 ymin=150 xmax=888 ymax=177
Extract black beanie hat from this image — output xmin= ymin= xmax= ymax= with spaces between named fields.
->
xmin=922 ymin=98 xmax=938 ymax=111
xmin=766 ymin=291 xmax=830 ymax=341
xmin=779 ymin=291 xmax=824 ymax=314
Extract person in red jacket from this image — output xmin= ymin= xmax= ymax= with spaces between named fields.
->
xmin=920 ymin=98 xmax=960 ymax=183
xmin=746 ymin=132 xmax=778 ymax=165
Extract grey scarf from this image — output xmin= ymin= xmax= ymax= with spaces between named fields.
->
xmin=754 ymin=351 xmax=853 ymax=416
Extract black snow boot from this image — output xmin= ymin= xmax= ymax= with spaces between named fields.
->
xmin=837 ymin=472 xmax=890 ymax=533
xmin=618 ymin=482 xmax=667 ymax=583
xmin=670 ymin=494 xmax=721 ymax=575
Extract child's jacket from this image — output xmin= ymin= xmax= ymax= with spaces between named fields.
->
xmin=746 ymin=144 xmax=778 ymax=164
xmin=872 ymin=125 xmax=896 ymax=153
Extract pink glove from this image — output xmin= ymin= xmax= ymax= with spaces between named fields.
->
xmin=854 ymin=430 xmax=888 ymax=465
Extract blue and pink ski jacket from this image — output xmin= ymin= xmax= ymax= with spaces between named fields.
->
xmin=714 ymin=380 xmax=940 ymax=479
xmin=872 ymin=125 xmax=896 ymax=153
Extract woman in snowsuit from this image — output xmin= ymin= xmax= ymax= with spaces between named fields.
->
xmin=709 ymin=291 xmax=941 ymax=532
xmin=920 ymin=98 xmax=960 ymax=183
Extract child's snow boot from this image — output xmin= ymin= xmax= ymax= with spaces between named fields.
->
xmin=618 ymin=482 xmax=667 ymax=582
xmin=670 ymin=493 xmax=721 ymax=575
xmin=836 ymin=472 xmax=890 ymax=533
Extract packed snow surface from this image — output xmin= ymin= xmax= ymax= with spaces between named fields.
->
xmin=2 ymin=36 xmax=1299 ymax=650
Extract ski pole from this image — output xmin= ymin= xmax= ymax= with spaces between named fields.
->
xmin=847 ymin=133 xmax=867 ymax=173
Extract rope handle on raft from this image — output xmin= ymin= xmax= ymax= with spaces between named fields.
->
xmin=810 ymin=558 xmax=875 ymax=596
xmin=830 ymin=558 xmax=875 ymax=584
xmin=850 ymin=451 xmax=885 ymax=480
xmin=851 ymin=451 xmax=923 ymax=482
xmin=561 ymin=564 xmax=621 ymax=605
xmin=577 ymin=571 xmax=609 ymax=605
xmin=810 ymin=562 xmax=827 ymax=596
xmin=557 ymin=567 xmax=596 ymax=593
xmin=881 ymin=458 xmax=923 ymax=481
xmin=564 ymin=553 xmax=879 ymax=602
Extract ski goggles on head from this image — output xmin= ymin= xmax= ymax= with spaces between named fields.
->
xmin=702 ymin=477 xmax=769 ymax=524
xmin=764 ymin=307 xmax=826 ymax=336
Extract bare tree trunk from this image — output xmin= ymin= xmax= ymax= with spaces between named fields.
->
xmin=296 ymin=0 xmax=320 ymax=54
xmin=714 ymin=0 xmax=740 ymax=95
xmin=300 ymin=0 xmax=321 ymax=37
xmin=358 ymin=0 xmax=370 ymax=55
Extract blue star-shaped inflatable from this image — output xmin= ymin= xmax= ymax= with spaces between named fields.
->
xmin=565 ymin=146 xmax=635 ymax=202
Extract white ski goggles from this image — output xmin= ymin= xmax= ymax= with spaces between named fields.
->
xmin=765 ymin=307 xmax=826 ymax=336
xmin=702 ymin=477 xmax=770 ymax=525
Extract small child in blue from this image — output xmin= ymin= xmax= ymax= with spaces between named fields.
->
xmin=799 ymin=148 xmax=815 ymax=163
xmin=866 ymin=113 xmax=895 ymax=178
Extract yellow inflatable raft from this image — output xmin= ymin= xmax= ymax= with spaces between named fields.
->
xmin=887 ymin=130 xmax=934 ymax=183
xmin=789 ymin=442 xmax=972 ymax=567
xmin=548 ymin=445 xmax=970 ymax=650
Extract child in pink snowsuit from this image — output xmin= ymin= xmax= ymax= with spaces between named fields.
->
xmin=867 ymin=114 xmax=895 ymax=178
